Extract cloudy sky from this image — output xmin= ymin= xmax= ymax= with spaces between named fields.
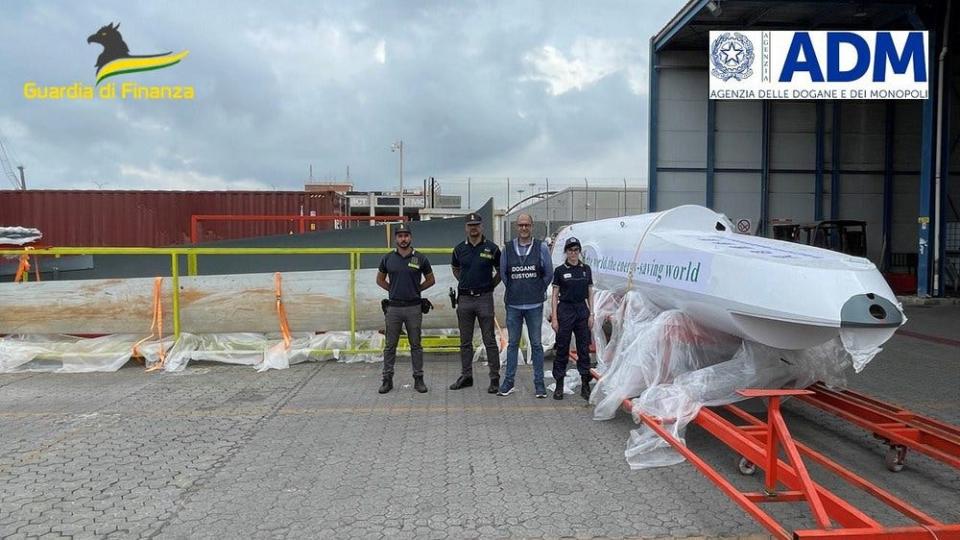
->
xmin=0 ymin=1 xmax=687 ymax=203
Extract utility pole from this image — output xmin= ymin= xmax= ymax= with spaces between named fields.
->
xmin=623 ymin=178 xmax=627 ymax=216
xmin=391 ymin=140 xmax=404 ymax=217
xmin=545 ymin=177 xmax=551 ymax=238
xmin=584 ymin=178 xmax=589 ymax=219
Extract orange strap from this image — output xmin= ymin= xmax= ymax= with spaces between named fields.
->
xmin=275 ymin=272 xmax=292 ymax=349
xmin=494 ymin=317 xmax=507 ymax=350
xmin=135 ymin=277 xmax=167 ymax=371
xmin=13 ymin=248 xmax=39 ymax=283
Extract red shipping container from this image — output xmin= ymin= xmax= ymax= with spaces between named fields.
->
xmin=0 ymin=189 xmax=346 ymax=247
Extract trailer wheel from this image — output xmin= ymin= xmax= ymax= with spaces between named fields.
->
xmin=884 ymin=445 xmax=906 ymax=472
xmin=738 ymin=457 xmax=756 ymax=476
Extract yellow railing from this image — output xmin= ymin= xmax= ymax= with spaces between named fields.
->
xmin=0 ymin=246 xmax=457 ymax=355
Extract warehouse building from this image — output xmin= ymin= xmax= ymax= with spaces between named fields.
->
xmin=504 ymin=187 xmax=647 ymax=241
xmin=648 ymin=0 xmax=959 ymax=296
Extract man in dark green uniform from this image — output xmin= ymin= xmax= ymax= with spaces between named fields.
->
xmin=449 ymin=213 xmax=502 ymax=393
xmin=376 ymin=223 xmax=435 ymax=394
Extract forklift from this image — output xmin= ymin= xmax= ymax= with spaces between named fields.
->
xmin=772 ymin=220 xmax=867 ymax=257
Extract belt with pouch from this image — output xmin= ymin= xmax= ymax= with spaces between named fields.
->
xmin=388 ymin=299 xmax=422 ymax=307
xmin=458 ymin=287 xmax=492 ymax=297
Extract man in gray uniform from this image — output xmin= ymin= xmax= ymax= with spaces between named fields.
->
xmin=449 ymin=213 xmax=502 ymax=393
xmin=376 ymin=223 xmax=435 ymax=394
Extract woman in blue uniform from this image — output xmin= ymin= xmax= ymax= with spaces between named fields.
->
xmin=550 ymin=237 xmax=594 ymax=400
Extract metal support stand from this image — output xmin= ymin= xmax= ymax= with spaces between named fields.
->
xmin=798 ymin=382 xmax=960 ymax=471
xmin=591 ymin=367 xmax=960 ymax=539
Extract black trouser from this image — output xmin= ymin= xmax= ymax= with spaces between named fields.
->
xmin=553 ymin=301 xmax=591 ymax=380
xmin=383 ymin=304 xmax=423 ymax=378
xmin=456 ymin=291 xmax=499 ymax=380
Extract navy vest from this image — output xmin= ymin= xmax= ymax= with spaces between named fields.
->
xmin=504 ymin=239 xmax=547 ymax=305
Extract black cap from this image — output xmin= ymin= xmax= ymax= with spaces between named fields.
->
xmin=564 ymin=237 xmax=581 ymax=251
xmin=466 ymin=213 xmax=482 ymax=225
xmin=394 ymin=222 xmax=411 ymax=235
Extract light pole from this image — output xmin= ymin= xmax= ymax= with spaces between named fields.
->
xmin=391 ymin=140 xmax=404 ymax=218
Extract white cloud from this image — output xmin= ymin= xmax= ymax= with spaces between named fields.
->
xmin=374 ymin=39 xmax=386 ymax=64
xmin=523 ymin=37 xmax=645 ymax=96
xmin=0 ymin=116 xmax=30 ymax=140
xmin=113 ymin=109 xmax=171 ymax=133
xmin=0 ymin=1 xmax=687 ymax=192
xmin=118 ymin=164 xmax=272 ymax=191
xmin=245 ymin=21 xmax=387 ymax=87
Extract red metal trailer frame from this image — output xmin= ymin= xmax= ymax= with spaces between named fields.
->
xmin=798 ymin=382 xmax=960 ymax=471
xmin=592 ymin=369 xmax=960 ymax=539
xmin=189 ymin=214 xmax=408 ymax=244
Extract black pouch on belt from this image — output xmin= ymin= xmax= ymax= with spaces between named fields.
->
xmin=381 ymin=299 xmax=389 ymax=314
xmin=421 ymin=298 xmax=433 ymax=314
xmin=448 ymin=287 xmax=458 ymax=308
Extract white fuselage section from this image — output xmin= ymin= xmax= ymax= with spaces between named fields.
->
xmin=552 ymin=206 xmax=903 ymax=350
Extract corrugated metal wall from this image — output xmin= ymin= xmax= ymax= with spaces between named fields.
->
xmin=656 ymin=51 xmax=709 ymax=210
xmin=0 ymin=190 xmax=345 ymax=247
xmin=653 ymin=49 xmax=925 ymax=265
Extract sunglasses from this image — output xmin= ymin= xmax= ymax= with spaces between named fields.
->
xmin=517 ymin=223 xmax=531 ymax=228
xmin=567 ymin=247 xmax=581 ymax=252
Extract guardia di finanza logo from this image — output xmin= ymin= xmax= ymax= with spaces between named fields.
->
xmin=87 ymin=22 xmax=189 ymax=85
xmin=22 ymin=22 xmax=193 ymax=101
xmin=711 ymin=32 xmax=754 ymax=81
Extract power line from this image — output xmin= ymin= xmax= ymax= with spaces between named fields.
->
xmin=0 ymin=132 xmax=23 ymax=190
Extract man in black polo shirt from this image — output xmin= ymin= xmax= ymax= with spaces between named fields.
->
xmin=449 ymin=212 xmax=502 ymax=393
xmin=376 ymin=223 xmax=435 ymax=394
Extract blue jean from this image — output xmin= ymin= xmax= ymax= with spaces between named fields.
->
xmin=500 ymin=305 xmax=545 ymax=394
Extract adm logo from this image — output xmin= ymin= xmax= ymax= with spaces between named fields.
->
xmin=710 ymin=32 xmax=754 ymax=81
xmin=87 ymin=22 xmax=189 ymax=85
xmin=708 ymin=31 xmax=928 ymax=100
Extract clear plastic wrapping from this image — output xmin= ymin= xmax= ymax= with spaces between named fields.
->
xmin=0 ymin=323 xmax=534 ymax=373
xmin=0 ymin=331 xmax=390 ymax=373
xmin=587 ymin=289 xmax=880 ymax=470
xmin=589 ymin=291 xmax=741 ymax=421
xmin=545 ymin=368 xmax=583 ymax=395
xmin=0 ymin=226 xmax=42 ymax=245
xmin=0 ymin=334 xmax=138 ymax=373
xmin=623 ymin=337 xmax=853 ymax=469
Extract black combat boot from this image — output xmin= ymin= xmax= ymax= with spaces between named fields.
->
xmin=414 ymin=376 xmax=428 ymax=393
xmin=553 ymin=377 xmax=564 ymax=400
xmin=449 ymin=375 xmax=473 ymax=390
xmin=580 ymin=375 xmax=592 ymax=400
xmin=487 ymin=378 xmax=499 ymax=394
xmin=378 ymin=376 xmax=393 ymax=394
